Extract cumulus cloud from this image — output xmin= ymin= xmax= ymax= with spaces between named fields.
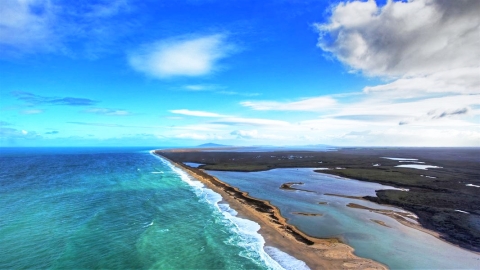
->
xmin=315 ymin=0 xmax=480 ymax=77
xmin=285 ymin=0 xmax=480 ymax=146
xmin=129 ymin=34 xmax=235 ymax=78
xmin=170 ymin=109 xmax=228 ymax=118
xmin=241 ymin=96 xmax=337 ymax=111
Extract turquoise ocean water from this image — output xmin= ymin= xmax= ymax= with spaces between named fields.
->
xmin=0 ymin=148 xmax=307 ymax=269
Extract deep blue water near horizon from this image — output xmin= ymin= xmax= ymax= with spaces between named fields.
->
xmin=0 ymin=147 xmax=305 ymax=269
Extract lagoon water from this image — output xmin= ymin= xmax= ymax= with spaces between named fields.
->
xmin=395 ymin=164 xmax=442 ymax=170
xmin=0 ymin=148 xmax=306 ymax=270
xmin=207 ymin=168 xmax=480 ymax=269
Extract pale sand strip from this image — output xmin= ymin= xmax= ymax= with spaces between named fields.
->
xmin=157 ymin=154 xmax=387 ymax=270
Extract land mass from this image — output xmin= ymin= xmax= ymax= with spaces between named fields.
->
xmin=156 ymin=147 xmax=480 ymax=252
xmin=154 ymin=152 xmax=386 ymax=269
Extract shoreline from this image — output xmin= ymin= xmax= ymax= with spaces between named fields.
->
xmin=155 ymin=153 xmax=387 ymax=269
xmin=277 ymin=177 xmax=480 ymax=256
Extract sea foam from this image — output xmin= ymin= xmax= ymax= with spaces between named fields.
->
xmin=264 ymin=246 xmax=310 ymax=270
xmin=150 ymin=151 xmax=304 ymax=270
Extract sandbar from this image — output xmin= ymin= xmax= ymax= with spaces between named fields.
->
xmin=292 ymin=212 xmax=324 ymax=217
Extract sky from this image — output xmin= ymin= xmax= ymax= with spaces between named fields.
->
xmin=0 ymin=0 xmax=479 ymax=147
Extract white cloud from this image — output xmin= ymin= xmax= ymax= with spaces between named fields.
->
xmin=84 ymin=107 xmax=130 ymax=116
xmin=230 ymin=129 xmax=258 ymax=139
xmin=184 ymin=84 xmax=212 ymax=91
xmin=174 ymin=133 xmax=222 ymax=140
xmin=314 ymin=0 xmax=480 ymax=77
xmin=21 ymin=109 xmax=44 ymax=114
xmin=211 ymin=117 xmax=290 ymax=127
xmin=168 ymin=124 xmax=222 ymax=132
xmin=342 ymin=94 xmax=479 ymax=120
xmin=0 ymin=0 xmax=131 ymax=56
xmin=181 ymin=84 xmax=259 ymax=96
xmin=241 ymin=96 xmax=337 ymax=111
xmin=0 ymin=0 xmax=55 ymax=52
xmin=129 ymin=34 xmax=234 ymax=78
xmin=170 ymin=109 xmax=229 ymax=118
xmin=336 ymin=128 xmax=480 ymax=147
xmin=0 ymin=127 xmax=41 ymax=140
xmin=230 ymin=129 xmax=285 ymax=140
xmin=85 ymin=0 xmax=128 ymax=18
xmin=263 ymin=0 xmax=480 ymax=146
xmin=363 ymin=67 xmax=480 ymax=95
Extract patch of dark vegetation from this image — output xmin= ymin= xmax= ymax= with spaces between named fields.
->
xmin=155 ymin=147 xmax=480 ymax=252
xmin=285 ymin=225 xmax=315 ymax=245
xmin=280 ymin=182 xmax=316 ymax=193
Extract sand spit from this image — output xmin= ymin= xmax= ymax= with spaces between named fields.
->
xmin=370 ymin=219 xmax=391 ymax=228
xmin=155 ymin=153 xmax=387 ymax=270
xmin=292 ymin=212 xmax=324 ymax=217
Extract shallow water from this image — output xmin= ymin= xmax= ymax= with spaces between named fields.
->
xmin=0 ymin=148 xmax=303 ymax=269
xmin=183 ymin=162 xmax=205 ymax=168
xmin=207 ymin=168 xmax=480 ymax=269
xmin=381 ymin=157 xmax=418 ymax=161
xmin=395 ymin=164 xmax=442 ymax=170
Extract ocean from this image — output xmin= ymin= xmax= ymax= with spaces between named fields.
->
xmin=0 ymin=148 xmax=307 ymax=269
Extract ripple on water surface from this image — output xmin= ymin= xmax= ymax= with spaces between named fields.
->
xmin=0 ymin=148 xmax=285 ymax=270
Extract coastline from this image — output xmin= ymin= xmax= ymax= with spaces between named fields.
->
xmin=155 ymin=153 xmax=387 ymax=269
xmin=155 ymin=148 xmax=480 ymax=253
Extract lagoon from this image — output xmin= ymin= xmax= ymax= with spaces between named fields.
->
xmin=207 ymin=168 xmax=480 ymax=269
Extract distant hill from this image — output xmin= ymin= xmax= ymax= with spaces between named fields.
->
xmin=197 ymin=143 xmax=231 ymax=148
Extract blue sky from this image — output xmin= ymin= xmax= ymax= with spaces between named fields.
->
xmin=1 ymin=0 xmax=479 ymax=147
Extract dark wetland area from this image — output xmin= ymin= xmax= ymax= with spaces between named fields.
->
xmin=156 ymin=147 xmax=480 ymax=252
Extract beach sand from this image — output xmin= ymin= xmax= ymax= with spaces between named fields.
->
xmin=157 ymin=154 xmax=387 ymax=270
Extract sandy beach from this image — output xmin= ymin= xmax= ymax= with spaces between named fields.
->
xmin=155 ymin=153 xmax=387 ymax=270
